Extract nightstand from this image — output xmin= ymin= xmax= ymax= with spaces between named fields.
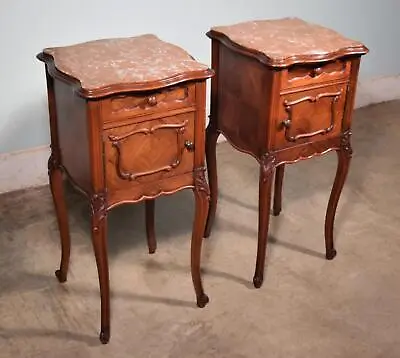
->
xmin=204 ymin=18 xmax=368 ymax=288
xmin=37 ymin=34 xmax=213 ymax=344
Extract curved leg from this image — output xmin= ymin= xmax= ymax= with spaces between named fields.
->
xmin=253 ymin=154 xmax=275 ymax=288
xmin=145 ymin=199 xmax=156 ymax=254
xmin=273 ymin=164 xmax=285 ymax=216
xmin=204 ymin=123 xmax=220 ymax=238
xmin=325 ymin=133 xmax=352 ymax=260
xmin=48 ymin=155 xmax=71 ymax=283
xmin=90 ymin=193 xmax=110 ymax=344
xmin=192 ymin=169 xmax=210 ymax=307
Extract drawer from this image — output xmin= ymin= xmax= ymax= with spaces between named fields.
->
xmin=102 ymin=84 xmax=196 ymax=124
xmin=273 ymin=84 xmax=347 ymax=150
xmin=104 ymin=112 xmax=195 ymax=191
xmin=281 ymin=60 xmax=350 ymax=90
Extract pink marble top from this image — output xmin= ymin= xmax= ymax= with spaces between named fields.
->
xmin=43 ymin=34 xmax=210 ymax=90
xmin=210 ymin=18 xmax=367 ymax=64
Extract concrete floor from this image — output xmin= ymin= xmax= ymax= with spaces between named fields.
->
xmin=1 ymin=100 xmax=399 ymax=357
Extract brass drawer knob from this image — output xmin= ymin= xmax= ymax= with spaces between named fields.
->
xmin=184 ymin=140 xmax=195 ymax=152
xmin=281 ymin=118 xmax=292 ymax=128
xmin=146 ymin=96 xmax=158 ymax=106
xmin=310 ymin=67 xmax=323 ymax=77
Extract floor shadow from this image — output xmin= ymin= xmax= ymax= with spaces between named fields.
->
xmin=0 ymin=271 xmax=56 ymax=298
xmin=10 ymin=272 xmax=197 ymax=309
xmin=0 ymin=327 xmax=98 ymax=347
xmin=61 ymin=181 xmax=196 ymax=258
xmin=219 ymin=192 xmax=258 ymax=212
xmin=217 ymin=217 xmax=325 ymax=260
xmin=144 ymin=258 xmax=253 ymax=289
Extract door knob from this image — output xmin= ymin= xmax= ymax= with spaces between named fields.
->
xmin=184 ymin=140 xmax=195 ymax=152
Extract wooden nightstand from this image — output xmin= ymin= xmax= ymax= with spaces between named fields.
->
xmin=204 ymin=18 xmax=368 ymax=288
xmin=37 ymin=34 xmax=213 ymax=344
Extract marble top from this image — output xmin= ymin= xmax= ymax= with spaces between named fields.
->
xmin=210 ymin=18 xmax=367 ymax=64
xmin=43 ymin=34 xmax=210 ymax=90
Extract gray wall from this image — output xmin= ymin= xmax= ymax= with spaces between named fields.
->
xmin=0 ymin=0 xmax=399 ymax=153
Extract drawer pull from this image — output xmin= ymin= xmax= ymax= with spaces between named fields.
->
xmin=146 ymin=96 xmax=158 ymax=106
xmin=310 ymin=67 xmax=323 ymax=77
xmin=184 ymin=140 xmax=195 ymax=152
xmin=281 ymin=118 xmax=292 ymax=129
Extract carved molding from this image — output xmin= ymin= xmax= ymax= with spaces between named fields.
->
xmin=282 ymin=90 xmax=342 ymax=142
xmin=194 ymin=167 xmax=210 ymax=199
xmin=340 ymin=130 xmax=353 ymax=157
xmin=111 ymin=87 xmax=189 ymax=114
xmin=288 ymin=61 xmax=347 ymax=83
xmin=108 ymin=120 xmax=188 ymax=181
xmin=260 ymin=154 xmax=276 ymax=183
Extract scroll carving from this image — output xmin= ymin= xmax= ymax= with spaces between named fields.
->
xmin=108 ymin=120 xmax=188 ymax=181
xmin=194 ymin=168 xmax=210 ymax=200
xmin=340 ymin=130 xmax=353 ymax=157
xmin=282 ymin=90 xmax=342 ymax=142
xmin=260 ymin=154 xmax=276 ymax=183
xmin=90 ymin=192 xmax=107 ymax=228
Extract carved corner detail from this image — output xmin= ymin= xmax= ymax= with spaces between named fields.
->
xmin=340 ymin=130 xmax=353 ymax=157
xmin=47 ymin=152 xmax=60 ymax=174
xmin=90 ymin=192 xmax=107 ymax=229
xmin=194 ymin=168 xmax=210 ymax=200
xmin=260 ymin=154 xmax=277 ymax=183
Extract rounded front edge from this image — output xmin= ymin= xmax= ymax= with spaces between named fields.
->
xmin=37 ymin=51 xmax=214 ymax=99
xmin=206 ymin=29 xmax=369 ymax=68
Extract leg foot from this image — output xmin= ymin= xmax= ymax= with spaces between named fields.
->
xmin=204 ymin=124 xmax=219 ymax=238
xmin=145 ymin=199 xmax=156 ymax=254
xmin=326 ymin=249 xmax=337 ymax=260
xmin=325 ymin=134 xmax=352 ymax=260
xmin=99 ymin=326 xmax=110 ymax=344
xmin=253 ymin=154 xmax=275 ymax=288
xmin=273 ymin=164 xmax=285 ymax=216
xmin=196 ymin=293 xmax=210 ymax=308
xmin=191 ymin=169 xmax=210 ymax=306
xmin=253 ymin=275 xmax=263 ymax=289
xmin=55 ymin=269 xmax=67 ymax=283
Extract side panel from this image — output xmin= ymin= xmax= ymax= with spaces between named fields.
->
xmin=216 ymin=43 xmax=272 ymax=158
xmin=54 ymin=79 xmax=91 ymax=193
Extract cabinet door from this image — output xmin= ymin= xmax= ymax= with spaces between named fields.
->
xmin=274 ymin=84 xmax=347 ymax=150
xmin=104 ymin=112 xmax=195 ymax=191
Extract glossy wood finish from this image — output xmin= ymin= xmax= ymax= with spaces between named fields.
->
xmin=37 ymin=40 xmax=213 ymax=344
xmin=205 ymin=19 xmax=368 ymax=289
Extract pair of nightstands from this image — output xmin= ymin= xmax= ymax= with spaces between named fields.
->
xmin=37 ymin=18 xmax=368 ymax=343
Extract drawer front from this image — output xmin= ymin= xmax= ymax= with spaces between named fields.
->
xmin=102 ymin=84 xmax=196 ymax=123
xmin=274 ymin=84 xmax=347 ymax=150
xmin=104 ymin=112 xmax=195 ymax=191
xmin=281 ymin=60 xmax=350 ymax=90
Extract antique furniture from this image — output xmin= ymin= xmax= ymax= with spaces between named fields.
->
xmin=37 ymin=34 xmax=213 ymax=344
xmin=204 ymin=18 xmax=368 ymax=288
